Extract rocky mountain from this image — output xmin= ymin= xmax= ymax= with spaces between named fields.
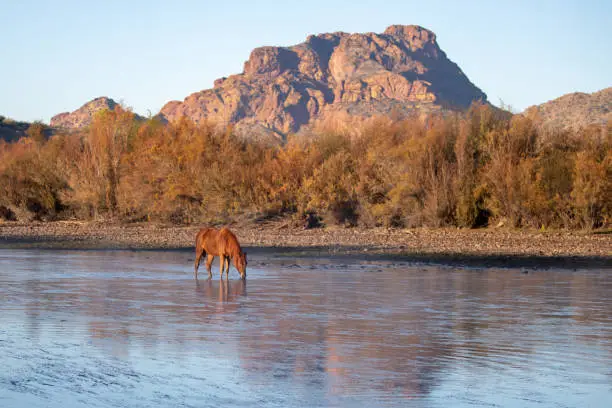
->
xmin=158 ymin=25 xmax=488 ymax=140
xmin=1 ymin=98 xmax=125 ymax=141
xmin=525 ymin=87 xmax=611 ymax=131
xmin=50 ymin=97 xmax=121 ymax=129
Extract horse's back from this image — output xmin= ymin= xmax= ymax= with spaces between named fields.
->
xmin=196 ymin=227 xmax=213 ymax=243
xmin=196 ymin=227 xmax=221 ymax=253
xmin=219 ymin=227 xmax=242 ymax=254
xmin=196 ymin=226 xmax=242 ymax=256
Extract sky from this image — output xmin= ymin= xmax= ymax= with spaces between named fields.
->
xmin=0 ymin=0 xmax=610 ymax=123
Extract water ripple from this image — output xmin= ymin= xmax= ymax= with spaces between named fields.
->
xmin=0 ymin=249 xmax=610 ymax=407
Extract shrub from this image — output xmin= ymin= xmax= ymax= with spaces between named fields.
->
xmin=0 ymin=103 xmax=608 ymax=229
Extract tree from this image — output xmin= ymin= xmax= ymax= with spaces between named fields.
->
xmin=26 ymin=121 xmax=46 ymax=145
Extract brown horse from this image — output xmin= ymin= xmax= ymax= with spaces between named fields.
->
xmin=194 ymin=227 xmax=247 ymax=280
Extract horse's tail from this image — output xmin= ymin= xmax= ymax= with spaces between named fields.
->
xmin=195 ymin=229 xmax=203 ymax=251
xmin=194 ymin=229 xmax=207 ymax=276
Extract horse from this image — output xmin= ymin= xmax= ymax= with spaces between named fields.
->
xmin=194 ymin=227 xmax=247 ymax=280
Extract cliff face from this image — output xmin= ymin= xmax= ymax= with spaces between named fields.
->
xmin=525 ymin=87 xmax=611 ymax=131
xmin=159 ymin=25 xmax=487 ymax=139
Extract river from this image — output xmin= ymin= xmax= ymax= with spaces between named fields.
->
xmin=0 ymin=249 xmax=610 ymax=407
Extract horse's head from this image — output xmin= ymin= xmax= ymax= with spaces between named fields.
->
xmin=235 ymin=252 xmax=247 ymax=280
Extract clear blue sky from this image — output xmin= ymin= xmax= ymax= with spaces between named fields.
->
xmin=1 ymin=0 xmax=610 ymax=123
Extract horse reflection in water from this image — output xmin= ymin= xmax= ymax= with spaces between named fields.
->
xmin=194 ymin=227 xmax=247 ymax=280
xmin=196 ymin=279 xmax=247 ymax=313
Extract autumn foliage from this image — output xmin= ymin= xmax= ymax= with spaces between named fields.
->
xmin=0 ymin=104 xmax=610 ymax=229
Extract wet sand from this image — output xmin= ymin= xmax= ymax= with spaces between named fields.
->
xmin=0 ymin=221 xmax=610 ymax=268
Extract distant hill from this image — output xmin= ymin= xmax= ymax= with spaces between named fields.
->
xmin=50 ymin=97 xmax=119 ymax=129
xmin=0 ymin=116 xmax=52 ymax=143
xmin=525 ymin=87 xmax=611 ymax=131
xmin=47 ymin=96 xmax=146 ymax=132
xmin=0 ymin=116 xmax=29 ymax=142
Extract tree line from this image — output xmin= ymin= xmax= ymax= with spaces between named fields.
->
xmin=0 ymin=104 xmax=609 ymax=229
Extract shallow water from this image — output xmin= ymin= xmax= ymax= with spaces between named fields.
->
xmin=0 ymin=249 xmax=610 ymax=407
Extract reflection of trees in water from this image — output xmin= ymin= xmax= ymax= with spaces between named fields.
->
xmin=448 ymin=269 xmax=612 ymax=357
xmin=234 ymin=269 xmax=456 ymax=399
xmin=24 ymin=279 xmax=43 ymax=342
xmin=568 ymin=273 xmax=612 ymax=324
xmin=11 ymin=257 xmax=611 ymax=399
xmin=233 ymin=266 xmax=612 ymax=399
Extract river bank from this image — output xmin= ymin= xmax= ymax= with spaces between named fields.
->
xmin=1 ymin=220 xmax=610 ymax=268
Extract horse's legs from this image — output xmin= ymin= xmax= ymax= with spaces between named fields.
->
xmin=206 ymin=254 xmax=214 ymax=279
xmin=194 ymin=248 xmax=204 ymax=279
xmin=223 ymin=256 xmax=230 ymax=278
xmin=219 ymin=255 xmax=225 ymax=279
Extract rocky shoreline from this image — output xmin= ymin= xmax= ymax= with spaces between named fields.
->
xmin=0 ymin=221 xmax=610 ymax=268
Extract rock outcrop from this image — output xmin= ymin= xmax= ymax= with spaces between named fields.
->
xmin=524 ymin=87 xmax=611 ymax=131
xmin=50 ymin=97 xmax=120 ymax=129
xmin=159 ymin=25 xmax=487 ymax=140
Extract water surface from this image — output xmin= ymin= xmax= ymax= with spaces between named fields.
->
xmin=0 ymin=249 xmax=610 ymax=407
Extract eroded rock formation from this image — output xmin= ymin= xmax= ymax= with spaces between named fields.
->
xmin=158 ymin=25 xmax=487 ymax=140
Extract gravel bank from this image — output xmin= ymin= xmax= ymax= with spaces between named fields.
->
xmin=1 ymin=221 xmax=610 ymax=268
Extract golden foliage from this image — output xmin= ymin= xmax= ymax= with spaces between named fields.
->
xmin=0 ymin=103 xmax=609 ymax=229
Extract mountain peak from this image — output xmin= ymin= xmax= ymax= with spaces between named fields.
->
xmin=50 ymin=97 xmax=119 ymax=129
xmin=384 ymin=24 xmax=435 ymax=41
xmin=157 ymin=25 xmax=487 ymax=140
